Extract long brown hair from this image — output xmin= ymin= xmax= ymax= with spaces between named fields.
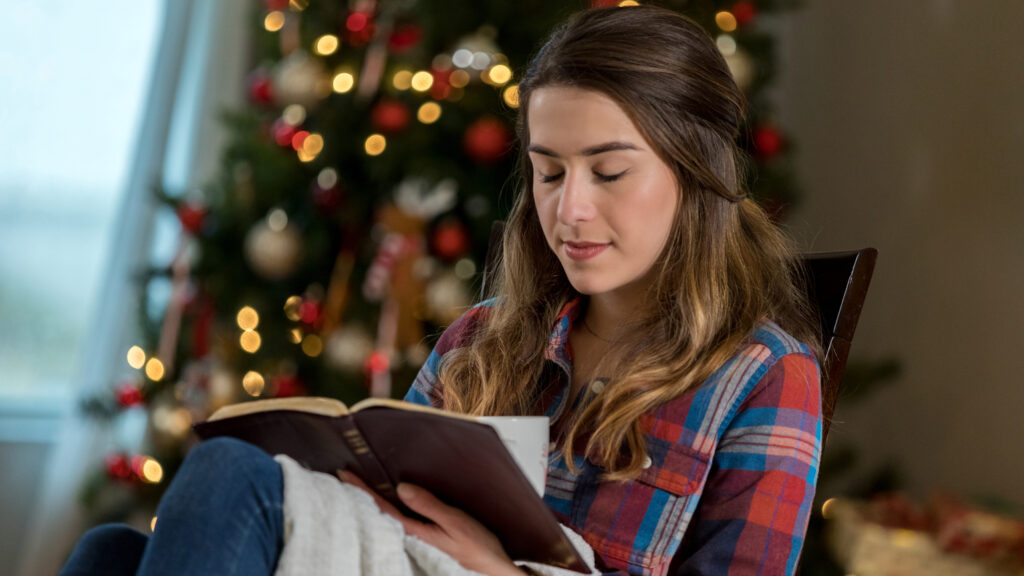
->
xmin=440 ymin=5 xmax=820 ymax=480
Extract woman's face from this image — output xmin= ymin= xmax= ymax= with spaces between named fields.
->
xmin=528 ymin=86 xmax=679 ymax=306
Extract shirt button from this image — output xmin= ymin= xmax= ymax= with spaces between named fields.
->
xmin=642 ymin=456 xmax=653 ymax=469
xmin=590 ymin=380 xmax=605 ymax=394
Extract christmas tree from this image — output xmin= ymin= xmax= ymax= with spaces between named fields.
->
xmin=78 ymin=0 xmax=802 ymax=532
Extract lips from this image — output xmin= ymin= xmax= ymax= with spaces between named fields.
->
xmin=563 ymin=240 xmax=609 ymax=261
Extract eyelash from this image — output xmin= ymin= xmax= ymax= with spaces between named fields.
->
xmin=538 ymin=170 xmax=626 ymax=184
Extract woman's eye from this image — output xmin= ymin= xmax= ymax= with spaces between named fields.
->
xmin=538 ymin=172 xmax=563 ymax=184
xmin=595 ymin=170 xmax=628 ymax=183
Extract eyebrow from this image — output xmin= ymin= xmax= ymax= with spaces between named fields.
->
xmin=526 ymin=141 xmax=641 ymax=158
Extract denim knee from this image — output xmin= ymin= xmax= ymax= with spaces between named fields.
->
xmin=59 ymin=523 xmax=148 ymax=576
xmin=162 ymin=437 xmax=282 ymax=513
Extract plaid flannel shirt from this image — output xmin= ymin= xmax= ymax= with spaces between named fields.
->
xmin=405 ymin=298 xmax=822 ymax=575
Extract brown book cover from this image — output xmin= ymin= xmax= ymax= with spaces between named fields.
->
xmin=192 ymin=397 xmax=589 ymax=572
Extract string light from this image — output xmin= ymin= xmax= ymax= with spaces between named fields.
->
xmin=127 ymin=345 xmax=146 ymax=369
xmin=332 ymin=71 xmax=355 ymax=93
xmin=243 ymin=371 xmax=265 ymax=396
xmin=417 ymin=102 xmax=442 ymax=124
xmin=301 ymin=334 xmax=323 ymax=357
xmin=716 ymin=34 xmax=737 ymax=56
xmin=392 ymin=70 xmax=413 ymax=90
xmin=470 ymin=52 xmax=490 ymax=70
xmin=264 ymin=11 xmax=285 ymax=32
xmin=236 ymin=306 xmax=259 ymax=331
xmin=151 ymin=516 xmax=158 ymax=532
xmin=487 ymin=64 xmax=512 ymax=85
xmin=618 ymin=0 xmax=640 ymax=6
xmin=715 ymin=11 xmax=738 ymax=32
xmin=289 ymin=328 xmax=303 ymax=344
xmin=289 ymin=0 xmax=308 ymax=10
xmin=240 ymin=330 xmax=262 ymax=353
xmin=314 ymin=34 xmax=339 ymax=56
xmin=503 ymin=85 xmax=520 ymax=108
xmin=365 ymin=134 xmax=387 ymax=156
xmin=452 ymin=49 xmax=473 ymax=68
xmin=281 ymin=104 xmax=306 ymax=126
xmin=145 ymin=358 xmax=165 ymax=381
xmin=140 ymin=458 xmax=164 ymax=483
xmin=298 ymin=132 xmax=324 ymax=162
xmin=284 ymin=296 xmax=302 ymax=321
xmin=410 ymin=71 xmax=434 ymax=92
xmin=821 ymin=497 xmax=837 ymax=519
xmin=449 ymin=69 xmax=470 ymax=88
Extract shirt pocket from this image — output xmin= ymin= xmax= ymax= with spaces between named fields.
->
xmin=573 ymin=436 xmax=710 ymax=575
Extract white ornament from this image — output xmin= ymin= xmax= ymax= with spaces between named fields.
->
xmin=273 ymin=51 xmax=329 ymax=109
xmin=325 ymin=325 xmax=375 ymax=371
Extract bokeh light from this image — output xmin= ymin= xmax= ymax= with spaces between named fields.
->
xmin=145 ymin=358 xmax=165 ymax=381
xmin=243 ymin=371 xmax=265 ymax=396
xmin=236 ymin=306 xmax=259 ymax=331
xmin=417 ymin=102 xmax=442 ymax=124
xmin=127 ymin=345 xmax=146 ymax=369
xmin=365 ymin=134 xmax=386 ymax=156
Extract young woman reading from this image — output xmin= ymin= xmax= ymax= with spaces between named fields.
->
xmin=60 ymin=5 xmax=822 ymax=575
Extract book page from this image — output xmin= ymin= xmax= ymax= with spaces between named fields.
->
xmin=206 ymin=396 xmax=350 ymax=421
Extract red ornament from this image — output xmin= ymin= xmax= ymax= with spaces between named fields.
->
xmin=272 ymin=118 xmax=298 ymax=147
xmin=371 ymin=100 xmax=411 ymax=133
xmin=176 ymin=202 xmax=206 ymax=235
xmin=430 ymin=69 xmax=451 ymax=101
xmin=299 ymin=299 xmax=323 ymax=327
xmin=273 ymin=374 xmax=307 ymax=398
xmin=388 ymin=25 xmax=421 ymax=53
xmin=345 ymin=11 xmax=375 ymax=46
xmin=265 ymin=0 xmax=289 ymax=10
xmin=463 ymin=117 xmax=511 ymax=164
xmin=365 ymin=350 xmax=390 ymax=375
xmin=431 ymin=221 xmax=470 ymax=261
xmin=116 ymin=382 xmax=145 ymax=407
xmin=311 ymin=182 xmax=343 ymax=214
xmin=105 ymin=453 xmax=133 ymax=481
xmin=753 ymin=125 xmax=783 ymax=159
xmin=731 ymin=1 xmax=757 ymax=26
xmin=247 ymin=69 xmax=274 ymax=105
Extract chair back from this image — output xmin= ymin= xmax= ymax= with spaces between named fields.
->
xmin=480 ymin=221 xmax=876 ymax=446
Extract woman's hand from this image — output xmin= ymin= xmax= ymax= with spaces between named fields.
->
xmin=338 ymin=471 xmax=525 ymax=576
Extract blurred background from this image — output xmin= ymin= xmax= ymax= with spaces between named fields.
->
xmin=1 ymin=1 xmax=1021 ymax=575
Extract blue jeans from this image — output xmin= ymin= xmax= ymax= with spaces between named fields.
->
xmin=59 ymin=437 xmax=284 ymax=576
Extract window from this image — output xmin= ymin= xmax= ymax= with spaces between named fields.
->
xmin=0 ymin=1 xmax=162 ymax=398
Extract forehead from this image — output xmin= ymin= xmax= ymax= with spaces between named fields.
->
xmin=526 ymin=86 xmax=645 ymax=153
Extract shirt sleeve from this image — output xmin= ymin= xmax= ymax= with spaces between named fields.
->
xmin=672 ymin=352 xmax=822 ymax=576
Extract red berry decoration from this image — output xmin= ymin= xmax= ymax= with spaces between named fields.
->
xmin=365 ymin=350 xmax=390 ymax=375
xmin=247 ymin=69 xmax=274 ymax=105
xmin=371 ymin=100 xmax=411 ymax=133
xmin=463 ymin=117 xmax=511 ymax=165
xmin=431 ymin=221 xmax=470 ymax=261
xmin=105 ymin=453 xmax=133 ymax=481
xmin=299 ymin=299 xmax=323 ymax=327
xmin=731 ymin=1 xmax=757 ymax=27
xmin=388 ymin=25 xmax=421 ymax=53
xmin=116 ymin=383 xmax=145 ymax=407
xmin=345 ymin=11 xmax=375 ymax=46
xmin=176 ymin=202 xmax=206 ymax=235
xmin=272 ymin=118 xmax=298 ymax=147
xmin=753 ymin=125 xmax=783 ymax=159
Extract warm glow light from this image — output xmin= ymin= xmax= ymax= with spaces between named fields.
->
xmin=127 ymin=345 xmax=146 ymax=369
xmin=417 ymin=102 xmax=442 ymax=124
xmin=452 ymin=49 xmax=473 ymax=68
xmin=289 ymin=328 xmax=303 ymax=344
xmin=618 ymin=0 xmax=640 ymax=6
xmin=716 ymin=34 xmax=737 ymax=56
xmin=145 ymin=358 xmax=165 ymax=381
xmin=392 ymin=70 xmax=413 ymax=91
xmin=150 ymin=516 xmax=158 ymax=532
xmin=715 ymin=11 xmax=738 ymax=32
xmin=240 ymin=330 xmax=262 ymax=353
xmin=268 ymin=208 xmax=288 ymax=231
xmin=332 ymin=71 xmax=355 ymax=93
xmin=364 ymin=134 xmax=386 ymax=156
xmin=410 ymin=71 xmax=434 ymax=92
xmin=488 ymin=64 xmax=512 ymax=85
xmin=236 ymin=306 xmax=259 ymax=331
xmin=449 ymin=69 xmax=470 ymax=88
xmin=503 ymin=84 xmax=520 ymax=108
xmin=821 ymin=497 xmax=837 ymax=519
xmin=302 ymin=334 xmax=323 ymax=357
xmin=302 ymin=133 xmax=324 ymax=155
xmin=291 ymin=130 xmax=310 ymax=151
xmin=289 ymin=0 xmax=308 ymax=10
xmin=314 ymin=34 xmax=339 ymax=56
xmin=282 ymin=104 xmax=306 ymax=126
xmin=264 ymin=11 xmax=285 ymax=32
xmin=243 ymin=371 xmax=265 ymax=396
xmin=141 ymin=458 xmax=164 ymax=483
xmin=284 ymin=296 xmax=302 ymax=321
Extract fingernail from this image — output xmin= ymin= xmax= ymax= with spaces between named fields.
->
xmin=397 ymin=483 xmax=415 ymax=500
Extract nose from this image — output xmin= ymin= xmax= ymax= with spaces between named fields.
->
xmin=556 ymin=170 xmax=596 ymax=226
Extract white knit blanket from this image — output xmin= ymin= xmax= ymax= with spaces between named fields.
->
xmin=273 ymin=455 xmax=601 ymax=576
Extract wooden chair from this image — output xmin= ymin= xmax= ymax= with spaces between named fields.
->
xmin=480 ymin=221 xmax=877 ymax=447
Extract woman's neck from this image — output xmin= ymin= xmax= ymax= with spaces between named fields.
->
xmin=582 ymin=293 xmax=642 ymax=343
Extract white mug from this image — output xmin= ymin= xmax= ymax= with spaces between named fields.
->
xmin=477 ymin=416 xmax=549 ymax=496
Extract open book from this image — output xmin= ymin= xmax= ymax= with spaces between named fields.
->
xmin=192 ymin=396 xmax=588 ymax=572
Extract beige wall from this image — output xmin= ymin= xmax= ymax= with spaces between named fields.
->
xmin=777 ymin=1 xmax=1024 ymax=504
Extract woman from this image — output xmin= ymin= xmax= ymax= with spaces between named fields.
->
xmin=61 ymin=5 xmax=821 ymax=576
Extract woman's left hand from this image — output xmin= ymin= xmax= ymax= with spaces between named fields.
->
xmin=339 ymin=471 xmax=524 ymax=576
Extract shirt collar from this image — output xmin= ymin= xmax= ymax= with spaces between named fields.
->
xmin=544 ymin=296 xmax=584 ymax=364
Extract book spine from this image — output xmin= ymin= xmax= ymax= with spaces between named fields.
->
xmin=337 ymin=417 xmax=398 ymax=502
